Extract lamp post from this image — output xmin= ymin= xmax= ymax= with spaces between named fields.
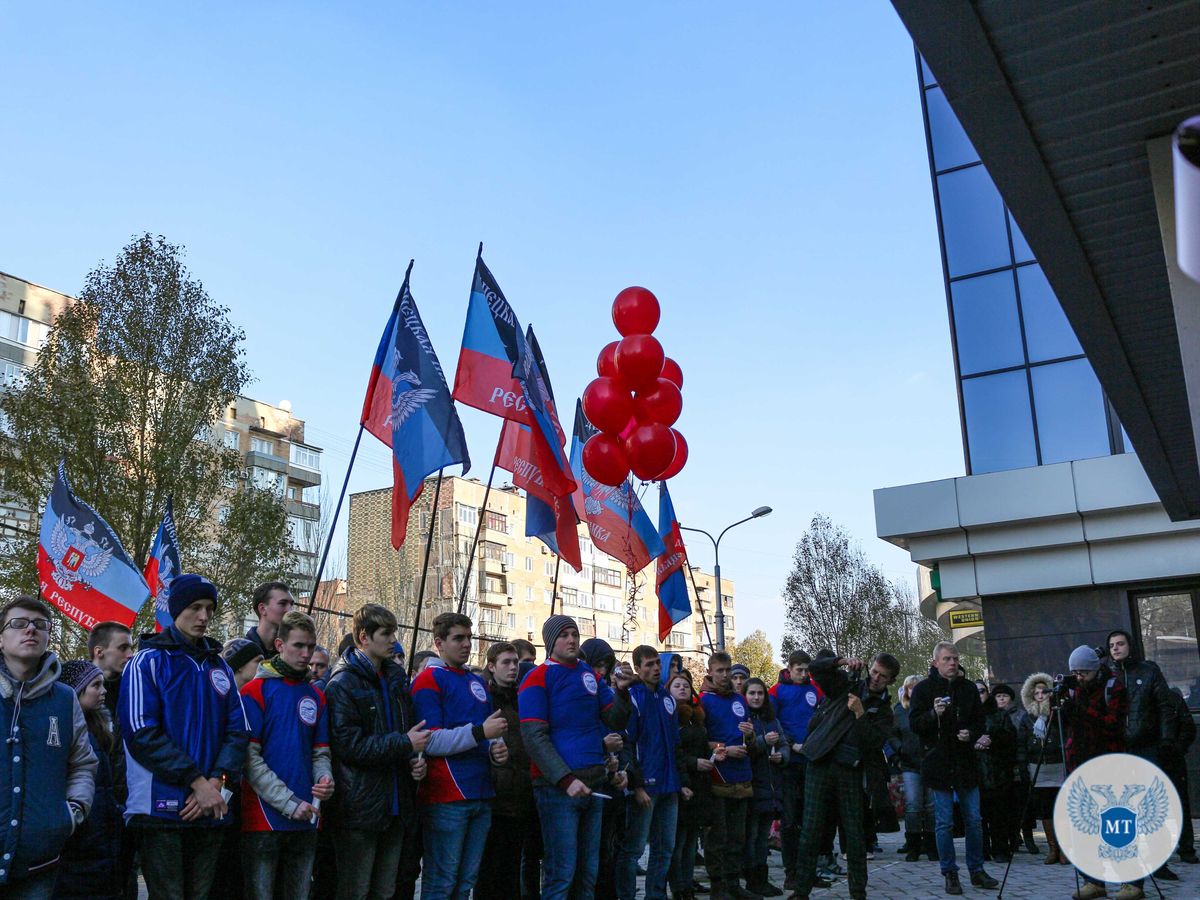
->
xmin=681 ymin=506 xmax=772 ymax=650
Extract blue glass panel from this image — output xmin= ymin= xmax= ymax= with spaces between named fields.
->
xmin=1121 ymin=423 xmax=1133 ymax=455
xmin=1018 ymin=265 xmax=1082 ymax=362
xmin=1031 ymin=360 xmax=1111 ymax=464
xmin=925 ymin=87 xmax=978 ymax=171
xmin=920 ymin=55 xmax=936 ymax=86
xmin=962 ymin=370 xmax=1038 ymax=473
xmin=938 ymin=166 xmax=1011 ymax=277
xmin=1009 ymin=210 xmax=1034 ymax=262
xmin=951 ymin=271 xmax=1025 ymax=375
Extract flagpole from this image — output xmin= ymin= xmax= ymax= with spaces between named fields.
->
xmin=686 ymin=559 xmax=717 ymax=653
xmin=456 ymin=437 xmax=501 ymax=615
xmin=306 ymin=424 xmax=364 ymax=614
xmin=550 ymin=555 xmax=561 ymax=615
xmin=409 ymin=469 xmax=443 ymax=662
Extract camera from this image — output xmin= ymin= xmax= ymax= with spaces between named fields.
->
xmin=1050 ymin=674 xmax=1078 ymax=703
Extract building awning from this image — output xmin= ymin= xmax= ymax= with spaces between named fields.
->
xmin=891 ymin=0 xmax=1200 ymax=518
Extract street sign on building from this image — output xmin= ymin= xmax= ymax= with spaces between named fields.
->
xmin=949 ymin=609 xmax=983 ymax=629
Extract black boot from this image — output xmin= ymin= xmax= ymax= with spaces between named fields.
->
xmin=727 ymin=878 xmax=763 ymax=900
xmin=1022 ymin=826 xmax=1039 ymax=855
xmin=904 ymin=830 xmax=921 ymax=862
xmin=944 ymin=871 xmax=963 ymax=895
xmin=925 ymin=831 xmax=940 ymax=862
xmin=755 ymin=865 xmax=782 ymax=897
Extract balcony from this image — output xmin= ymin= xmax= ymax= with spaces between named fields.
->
xmin=480 ymin=556 xmax=506 ymax=575
xmin=478 ymin=590 xmax=510 ymax=607
xmin=287 ymin=464 xmax=322 ymax=488
xmin=287 ymin=499 xmax=320 ymax=521
xmin=245 ymin=449 xmax=287 ymax=473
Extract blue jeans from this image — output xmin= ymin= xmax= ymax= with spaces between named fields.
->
xmin=616 ymin=792 xmax=678 ymax=900
xmin=421 ymin=800 xmax=492 ymax=900
xmin=536 ymin=785 xmax=604 ymax=900
xmin=902 ymin=770 xmax=934 ymax=832
xmin=932 ymin=786 xmax=983 ymax=875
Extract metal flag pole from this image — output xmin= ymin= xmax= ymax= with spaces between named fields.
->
xmin=685 ymin=559 xmax=717 ymax=653
xmin=456 ymin=437 xmax=502 ymax=615
xmin=409 ymin=469 xmax=444 ymax=661
xmin=550 ymin=555 xmax=561 ymax=615
xmin=306 ymin=424 xmax=364 ymax=614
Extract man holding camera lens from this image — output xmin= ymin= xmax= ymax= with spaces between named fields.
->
xmin=909 ymin=641 xmax=998 ymax=896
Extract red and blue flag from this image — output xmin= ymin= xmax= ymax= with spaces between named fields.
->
xmin=37 ymin=460 xmax=151 ymax=630
xmin=362 ymin=263 xmax=471 ymax=549
xmin=497 ymin=327 xmax=581 ymax=570
xmin=655 ymin=483 xmax=692 ymax=641
xmin=569 ymin=401 xmax=665 ymax=573
xmin=143 ymin=497 xmax=182 ymax=632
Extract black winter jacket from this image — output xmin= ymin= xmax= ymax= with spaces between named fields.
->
xmin=1108 ymin=656 xmax=1175 ymax=751
xmin=488 ymin=678 xmax=533 ymax=820
xmin=324 ymin=649 xmax=418 ymax=831
xmin=890 ymin=702 xmax=922 ymax=773
xmin=909 ymin=668 xmax=984 ymax=791
xmin=677 ymin=712 xmax=713 ymax=827
xmin=977 ymin=699 xmax=1019 ymax=791
xmin=53 ymin=731 xmax=123 ymax=900
xmin=801 ymin=655 xmax=894 ymax=769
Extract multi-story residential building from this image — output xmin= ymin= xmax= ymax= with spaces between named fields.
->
xmin=347 ymin=475 xmax=734 ymax=667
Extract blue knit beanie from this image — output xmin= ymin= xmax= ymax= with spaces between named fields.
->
xmin=167 ymin=573 xmax=219 ymax=621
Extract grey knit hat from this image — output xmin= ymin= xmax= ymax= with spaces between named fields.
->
xmin=542 ymin=615 xmax=578 ymax=654
xmin=730 ymin=663 xmax=750 ymax=678
xmin=59 ymin=660 xmax=102 ymax=695
xmin=1068 ymin=645 xmax=1101 ymax=672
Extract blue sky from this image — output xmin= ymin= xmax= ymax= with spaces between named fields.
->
xmin=2 ymin=2 xmax=966 ymax=648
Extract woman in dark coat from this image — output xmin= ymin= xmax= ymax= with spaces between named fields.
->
xmin=668 ymin=671 xmax=713 ymax=900
xmin=54 ymin=661 xmax=123 ymax=900
xmin=745 ymin=678 xmax=787 ymax=897
xmin=975 ymin=683 xmax=1019 ymax=862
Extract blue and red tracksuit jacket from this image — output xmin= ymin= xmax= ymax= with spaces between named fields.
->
xmin=769 ymin=681 xmax=820 ymax=765
xmin=700 ymin=688 xmax=753 ymax=784
xmin=623 ymin=681 xmax=682 ymax=795
xmin=518 ymin=659 xmax=615 ymax=779
xmin=240 ymin=673 xmax=329 ymax=831
xmin=411 ymin=664 xmax=494 ymax=803
xmin=119 ymin=627 xmax=249 ymax=825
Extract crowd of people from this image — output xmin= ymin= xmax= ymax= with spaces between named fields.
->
xmin=0 ymin=575 xmax=1196 ymax=900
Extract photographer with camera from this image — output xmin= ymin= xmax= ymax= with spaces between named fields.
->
xmin=909 ymin=641 xmax=998 ymax=896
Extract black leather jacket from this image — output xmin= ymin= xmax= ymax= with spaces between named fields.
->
xmin=909 ymin=668 xmax=984 ymax=791
xmin=323 ymin=649 xmax=418 ymax=831
xmin=1109 ymin=657 xmax=1175 ymax=751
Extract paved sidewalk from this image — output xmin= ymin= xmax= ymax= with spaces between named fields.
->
xmin=749 ymin=827 xmax=1200 ymax=899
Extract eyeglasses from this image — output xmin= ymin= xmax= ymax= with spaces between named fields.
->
xmin=3 ymin=617 xmax=51 ymax=633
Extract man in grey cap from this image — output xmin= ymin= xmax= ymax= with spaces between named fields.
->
xmin=518 ymin=615 xmax=636 ymax=899
xmin=729 ymin=663 xmax=750 ymax=696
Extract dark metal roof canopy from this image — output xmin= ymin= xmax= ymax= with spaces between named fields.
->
xmin=892 ymin=0 xmax=1200 ymax=518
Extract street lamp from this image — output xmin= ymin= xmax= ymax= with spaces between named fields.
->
xmin=680 ymin=505 xmax=773 ymax=650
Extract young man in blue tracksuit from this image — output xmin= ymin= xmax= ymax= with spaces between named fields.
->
xmin=768 ymin=650 xmax=819 ymax=891
xmin=616 ymin=645 xmax=685 ymax=900
xmin=0 ymin=595 xmax=98 ymax=897
xmin=699 ymin=651 xmax=756 ymax=900
xmin=120 ymin=573 xmax=249 ymax=900
xmin=411 ymin=612 xmax=508 ymax=900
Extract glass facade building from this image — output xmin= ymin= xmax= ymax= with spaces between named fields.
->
xmin=918 ymin=56 xmax=1126 ymax=475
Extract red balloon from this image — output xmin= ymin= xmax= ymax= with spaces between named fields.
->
xmin=660 ymin=357 xmax=683 ymax=390
xmin=634 ymin=378 xmax=683 ymax=427
xmin=597 ymin=341 xmax=621 ymax=378
xmin=582 ymin=377 xmax=634 ymax=435
xmin=615 ymin=334 xmax=665 ymax=391
xmin=659 ymin=430 xmax=688 ymax=479
xmin=619 ymin=415 xmax=637 ymax=441
xmin=625 ymin=423 xmax=676 ymax=481
xmin=583 ymin=433 xmax=630 ymax=487
xmin=612 ymin=286 xmax=661 ymax=337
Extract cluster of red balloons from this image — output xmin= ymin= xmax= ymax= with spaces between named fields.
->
xmin=581 ymin=287 xmax=688 ymax=486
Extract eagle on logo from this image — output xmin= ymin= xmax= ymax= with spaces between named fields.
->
xmin=49 ymin=515 xmax=113 ymax=592
xmin=385 ymin=350 xmax=437 ymax=431
xmin=1067 ymin=777 xmax=1170 ymax=861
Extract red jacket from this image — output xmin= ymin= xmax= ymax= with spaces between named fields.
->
xmin=1064 ymin=668 xmax=1127 ymax=771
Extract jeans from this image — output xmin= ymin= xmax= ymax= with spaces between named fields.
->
xmin=476 ymin=812 xmax=528 ymax=900
xmin=932 ymin=787 xmax=983 ymax=875
xmin=793 ymin=762 xmax=866 ymax=898
xmin=668 ymin=820 xmax=700 ymax=894
xmin=137 ymin=826 xmax=225 ymax=900
xmin=0 ymin=868 xmax=57 ymax=900
xmin=616 ymin=792 xmax=678 ymax=900
xmin=745 ymin=810 xmax=776 ymax=871
xmin=536 ymin=785 xmax=604 ymax=900
xmin=781 ymin=763 xmax=806 ymax=879
xmin=241 ymin=829 xmax=318 ymax=900
xmin=901 ymin=771 xmax=934 ymax=833
xmin=522 ymin=802 xmax=544 ymax=899
xmin=335 ymin=818 xmax=412 ymax=900
xmin=420 ymin=800 xmax=492 ymax=900
xmin=704 ymin=794 xmax=750 ymax=883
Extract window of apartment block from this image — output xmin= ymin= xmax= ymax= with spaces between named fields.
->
xmin=506 ymin=613 xmax=516 ymax=628
xmin=218 ymin=505 xmax=231 ymax=524
xmin=581 ymin=565 xmax=592 ymax=580
xmin=544 ymin=561 xmax=554 ymax=577
xmin=481 ymin=541 xmax=504 ymax=562
xmin=457 ymin=503 xmax=477 ymax=525
xmin=2 ymin=362 xmax=27 ymax=389
xmin=250 ymin=437 xmax=275 ymax=455
xmin=607 ymin=623 xmax=624 ymax=640
xmin=486 ymin=510 xmax=507 ymax=533
xmin=525 ymin=556 xmax=533 ymax=571
xmin=484 ymin=574 xmax=505 ymax=594
xmin=669 ymin=631 xmax=691 ymax=649
xmin=290 ymin=444 xmax=321 ymax=470
xmin=526 ymin=586 xmax=533 ymax=601
xmin=561 ymin=587 xmax=578 ymax=607
xmin=525 ymin=616 xmax=534 ymax=630
xmin=0 ymin=311 xmax=47 ymax=347
xmin=543 ymin=590 xmax=552 ymax=604
xmin=596 ymin=594 xmax=615 ymax=612
xmin=580 ymin=620 xmax=596 ymax=637
xmin=595 ymin=567 xmax=622 ymax=588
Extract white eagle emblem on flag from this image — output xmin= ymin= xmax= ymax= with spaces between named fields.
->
xmin=49 ymin=516 xmax=113 ymax=591
xmin=384 ymin=348 xmax=437 ymax=430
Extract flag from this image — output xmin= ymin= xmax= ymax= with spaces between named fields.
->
xmin=452 ymin=251 xmax=536 ymax=425
xmin=655 ymin=483 xmax=691 ymax=641
xmin=361 ymin=263 xmax=471 ymax=548
xmin=143 ymin=497 xmax=182 ymax=632
xmin=497 ymin=327 xmax=581 ymax=570
xmin=569 ymin=401 xmax=665 ymax=573
xmin=37 ymin=461 xmax=151 ymax=630
xmin=511 ymin=325 xmax=576 ymax=499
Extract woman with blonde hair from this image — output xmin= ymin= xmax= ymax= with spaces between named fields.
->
xmin=1021 ymin=672 xmax=1068 ymax=865
xmin=891 ymin=674 xmax=935 ymax=862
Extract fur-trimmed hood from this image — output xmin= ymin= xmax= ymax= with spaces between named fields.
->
xmin=1022 ymin=671 xmax=1053 ymax=719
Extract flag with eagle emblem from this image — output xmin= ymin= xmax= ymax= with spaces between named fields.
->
xmin=361 ymin=262 xmax=471 ymax=548
xmin=143 ymin=496 xmax=181 ymax=632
